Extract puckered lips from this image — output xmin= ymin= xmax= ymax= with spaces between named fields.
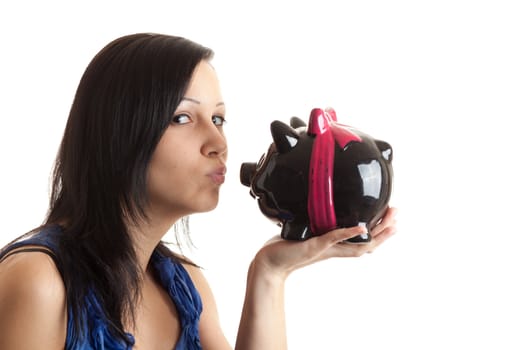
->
xmin=208 ymin=165 xmax=227 ymax=185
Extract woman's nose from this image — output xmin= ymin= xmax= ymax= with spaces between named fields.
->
xmin=202 ymin=126 xmax=227 ymax=158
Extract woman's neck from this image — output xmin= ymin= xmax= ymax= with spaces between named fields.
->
xmin=127 ymin=212 xmax=180 ymax=272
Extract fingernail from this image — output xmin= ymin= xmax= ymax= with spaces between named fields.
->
xmin=358 ymin=222 xmax=368 ymax=234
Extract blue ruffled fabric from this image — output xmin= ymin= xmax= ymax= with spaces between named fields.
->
xmin=65 ymin=292 xmax=135 ymax=350
xmin=0 ymin=226 xmax=203 ymax=349
xmin=152 ymin=250 xmax=203 ymax=350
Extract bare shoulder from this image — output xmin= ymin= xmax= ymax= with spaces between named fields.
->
xmin=176 ymin=255 xmax=204 ymax=282
xmin=165 ymin=252 xmax=210 ymax=298
xmin=167 ymin=252 xmax=210 ymax=297
xmin=0 ymin=247 xmax=65 ymax=299
xmin=0 ymin=248 xmax=67 ymax=348
xmin=175 ymin=255 xmax=212 ymax=296
xmin=176 ymin=257 xmax=232 ymax=350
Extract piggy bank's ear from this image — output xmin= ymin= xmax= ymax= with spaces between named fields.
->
xmin=271 ymin=120 xmax=299 ymax=154
xmin=290 ymin=116 xmax=307 ymax=129
xmin=376 ymin=140 xmax=393 ymax=162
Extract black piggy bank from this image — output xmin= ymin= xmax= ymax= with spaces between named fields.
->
xmin=240 ymin=107 xmax=393 ymax=243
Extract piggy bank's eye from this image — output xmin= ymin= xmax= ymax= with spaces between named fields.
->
xmin=257 ymin=153 xmax=266 ymax=169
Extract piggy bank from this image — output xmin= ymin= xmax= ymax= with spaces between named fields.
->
xmin=240 ymin=107 xmax=393 ymax=243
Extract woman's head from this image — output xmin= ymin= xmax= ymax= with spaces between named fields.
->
xmin=147 ymin=60 xmax=228 ymax=220
xmin=47 ymin=33 xmax=215 ymax=229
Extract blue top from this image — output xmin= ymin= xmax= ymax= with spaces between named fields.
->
xmin=0 ymin=225 xmax=203 ymax=350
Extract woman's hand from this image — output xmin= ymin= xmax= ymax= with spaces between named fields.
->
xmin=253 ymin=207 xmax=398 ymax=280
xmin=236 ymin=207 xmax=397 ymax=350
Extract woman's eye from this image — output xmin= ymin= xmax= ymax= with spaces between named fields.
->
xmin=212 ymin=115 xmax=226 ymax=126
xmin=172 ymin=114 xmax=192 ymax=124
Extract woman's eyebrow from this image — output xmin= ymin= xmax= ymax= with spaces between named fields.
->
xmin=181 ymin=97 xmax=225 ymax=107
xmin=181 ymin=97 xmax=200 ymax=104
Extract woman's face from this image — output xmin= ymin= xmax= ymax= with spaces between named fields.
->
xmin=147 ymin=61 xmax=228 ymax=219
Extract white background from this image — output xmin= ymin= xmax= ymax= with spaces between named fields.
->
xmin=1 ymin=1 xmax=524 ymax=349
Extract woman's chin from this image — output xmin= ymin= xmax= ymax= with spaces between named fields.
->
xmin=196 ymin=197 xmax=220 ymax=213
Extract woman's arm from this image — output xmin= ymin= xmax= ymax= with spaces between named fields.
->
xmin=235 ymin=256 xmax=288 ymax=350
xmin=0 ymin=252 xmax=67 ymax=350
xmin=235 ymin=207 xmax=397 ymax=350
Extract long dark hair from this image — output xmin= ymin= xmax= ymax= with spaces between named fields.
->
xmin=45 ymin=33 xmax=213 ymax=341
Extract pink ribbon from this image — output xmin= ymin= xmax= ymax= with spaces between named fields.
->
xmin=307 ymin=108 xmax=362 ymax=235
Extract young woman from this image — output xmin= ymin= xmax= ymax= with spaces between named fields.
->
xmin=0 ymin=33 xmax=397 ymax=350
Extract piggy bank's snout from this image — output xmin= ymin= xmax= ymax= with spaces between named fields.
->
xmin=240 ymin=162 xmax=257 ymax=187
